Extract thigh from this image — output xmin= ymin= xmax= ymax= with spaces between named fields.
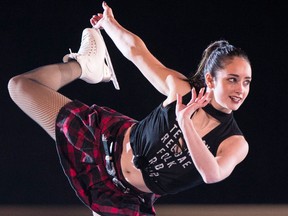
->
xmin=9 ymin=76 xmax=71 ymax=140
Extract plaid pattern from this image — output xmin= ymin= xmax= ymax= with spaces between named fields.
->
xmin=55 ymin=100 xmax=158 ymax=216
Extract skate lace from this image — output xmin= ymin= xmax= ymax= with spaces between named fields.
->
xmin=69 ymin=32 xmax=96 ymax=58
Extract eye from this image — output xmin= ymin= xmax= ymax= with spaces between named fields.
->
xmin=243 ymin=80 xmax=251 ymax=86
xmin=228 ymin=78 xmax=237 ymax=83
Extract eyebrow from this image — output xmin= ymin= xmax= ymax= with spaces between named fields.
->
xmin=227 ymin=73 xmax=252 ymax=80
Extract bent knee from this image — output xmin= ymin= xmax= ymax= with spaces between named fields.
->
xmin=8 ymin=76 xmax=19 ymax=98
xmin=8 ymin=75 xmax=30 ymax=102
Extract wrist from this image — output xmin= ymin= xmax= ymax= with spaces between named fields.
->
xmin=177 ymin=117 xmax=194 ymax=129
xmin=101 ymin=16 xmax=117 ymax=29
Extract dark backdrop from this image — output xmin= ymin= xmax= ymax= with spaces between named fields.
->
xmin=1 ymin=0 xmax=288 ymax=206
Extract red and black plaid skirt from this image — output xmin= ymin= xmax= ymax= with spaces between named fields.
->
xmin=55 ymin=100 xmax=158 ymax=216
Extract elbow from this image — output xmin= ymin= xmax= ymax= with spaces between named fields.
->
xmin=201 ymin=172 xmax=224 ymax=184
xmin=124 ymin=45 xmax=139 ymax=61
xmin=123 ymin=36 xmax=146 ymax=61
xmin=203 ymin=177 xmax=222 ymax=184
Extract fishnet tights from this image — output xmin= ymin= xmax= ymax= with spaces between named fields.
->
xmin=8 ymin=61 xmax=81 ymax=140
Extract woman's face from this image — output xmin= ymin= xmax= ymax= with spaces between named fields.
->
xmin=209 ymin=57 xmax=252 ymax=113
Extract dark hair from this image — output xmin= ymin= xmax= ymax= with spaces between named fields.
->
xmin=188 ymin=40 xmax=250 ymax=91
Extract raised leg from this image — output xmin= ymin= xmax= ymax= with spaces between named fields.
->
xmin=8 ymin=61 xmax=81 ymax=140
xmin=8 ymin=28 xmax=117 ymax=140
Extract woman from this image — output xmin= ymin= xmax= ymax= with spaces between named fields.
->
xmin=8 ymin=2 xmax=252 ymax=216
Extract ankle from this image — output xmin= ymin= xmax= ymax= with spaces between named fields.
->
xmin=60 ymin=61 xmax=82 ymax=83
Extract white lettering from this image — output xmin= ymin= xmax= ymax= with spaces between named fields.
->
xmin=149 ymin=157 xmax=157 ymax=164
xmin=165 ymin=139 xmax=174 ymax=148
xmin=173 ymin=129 xmax=182 ymax=139
xmin=161 ymin=153 xmax=172 ymax=162
xmin=149 ymin=172 xmax=159 ymax=177
xmin=177 ymin=156 xmax=187 ymax=164
xmin=182 ymin=161 xmax=192 ymax=168
xmin=170 ymin=124 xmax=178 ymax=133
xmin=167 ymin=161 xmax=177 ymax=168
xmin=155 ymin=163 xmax=164 ymax=170
xmin=161 ymin=133 xmax=169 ymax=143
xmin=157 ymin=148 xmax=166 ymax=155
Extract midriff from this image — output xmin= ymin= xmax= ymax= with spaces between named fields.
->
xmin=120 ymin=126 xmax=152 ymax=193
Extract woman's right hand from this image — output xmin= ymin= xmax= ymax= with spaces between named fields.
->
xmin=90 ymin=1 xmax=114 ymax=29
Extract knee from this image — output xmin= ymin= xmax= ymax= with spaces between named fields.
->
xmin=7 ymin=75 xmax=26 ymax=101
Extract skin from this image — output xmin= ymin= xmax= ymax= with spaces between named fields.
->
xmin=91 ymin=2 xmax=252 ymax=192
xmin=6 ymin=4 xmax=251 ymax=216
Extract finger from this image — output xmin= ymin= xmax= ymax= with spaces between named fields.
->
xmin=90 ymin=15 xmax=100 ymax=27
xmin=197 ymin=87 xmax=209 ymax=103
xmin=102 ymin=1 xmax=109 ymax=10
xmin=176 ymin=93 xmax=182 ymax=105
xmin=90 ymin=18 xmax=95 ymax=26
xmin=198 ymin=87 xmax=205 ymax=98
xmin=201 ymin=96 xmax=211 ymax=107
xmin=191 ymin=87 xmax=197 ymax=101
xmin=197 ymin=91 xmax=208 ymax=102
xmin=198 ymin=92 xmax=212 ymax=106
xmin=92 ymin=14 xmax=103 ymax=21
xmin=97 ymin=13 xmax=103 ymax=18
xmin=195 ymin=87 xmax=203 ymax=103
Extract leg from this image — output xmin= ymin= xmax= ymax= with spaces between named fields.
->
xmin=8 ymin=28 xmax=117 ymax=140
xmin=8 ymin=61 xmax=81 ymax=140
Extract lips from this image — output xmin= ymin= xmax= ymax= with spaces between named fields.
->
xmin=230 ymin=96 xmax=242 ymax=103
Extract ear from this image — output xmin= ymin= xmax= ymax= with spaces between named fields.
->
xmin=205 ymin=73 xmax=215 ymax=89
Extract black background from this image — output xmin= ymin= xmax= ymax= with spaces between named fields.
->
xmin=1 ymin=0 xmax=288 ymax=206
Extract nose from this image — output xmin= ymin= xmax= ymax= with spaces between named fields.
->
xmin=235 ymin=83 xmax=244 ymax=94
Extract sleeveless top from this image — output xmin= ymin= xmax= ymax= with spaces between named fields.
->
xmin=129 ymin=92 xmax=243 ymax=195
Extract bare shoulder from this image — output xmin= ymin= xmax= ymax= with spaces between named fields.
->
xmin=163 ymin=75 xmax=191 ymax=107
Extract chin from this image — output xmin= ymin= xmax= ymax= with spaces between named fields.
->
xmin=230 ymin=104 xmax=242 ymax=111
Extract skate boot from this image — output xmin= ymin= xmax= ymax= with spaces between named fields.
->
xmin=63 ymin=28 xmax=120 ymax=90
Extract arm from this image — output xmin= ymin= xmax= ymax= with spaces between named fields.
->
xmin=90 ymin=2 xmax=188 ymax=96
xmin=176 ymin=89 xmax=249 ymax=183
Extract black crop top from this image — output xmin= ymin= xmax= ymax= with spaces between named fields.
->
xmin=129 ymin=92 xmax=243 ymax=195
